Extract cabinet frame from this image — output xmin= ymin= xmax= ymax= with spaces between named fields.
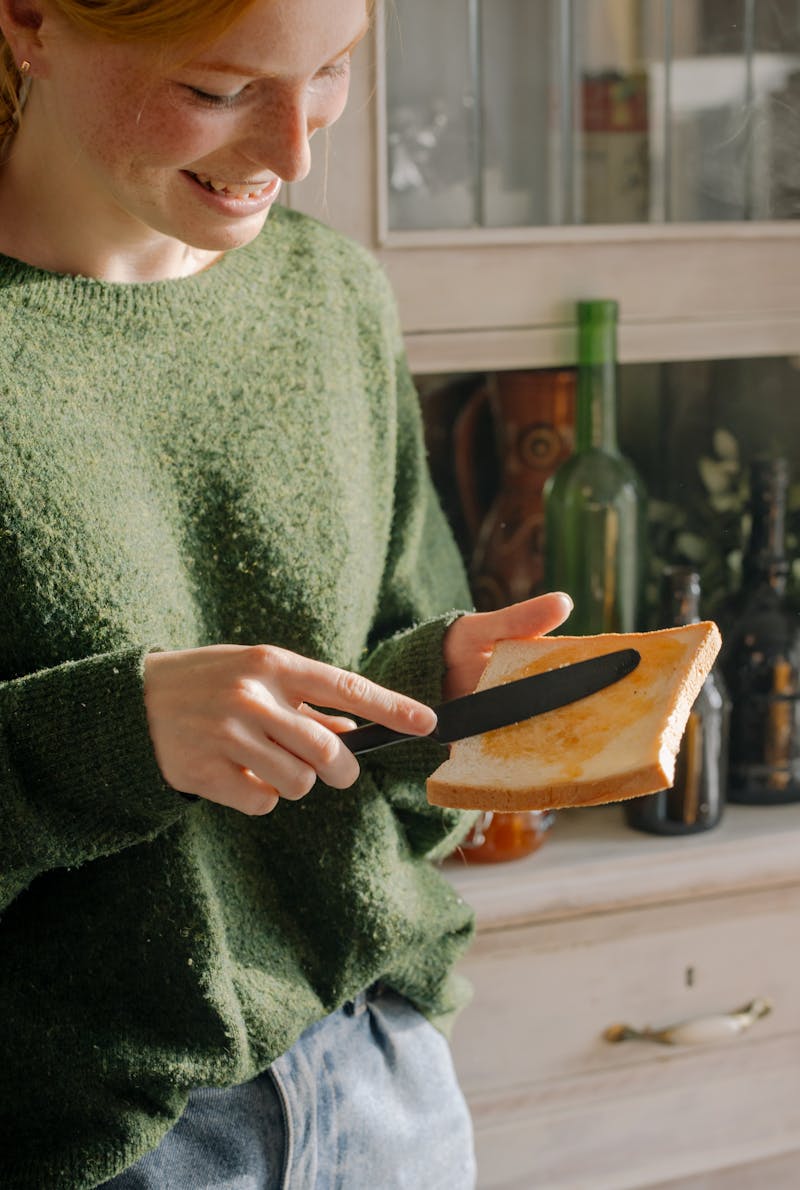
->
xmin=288 ymin=12 xmax=800 ymax=373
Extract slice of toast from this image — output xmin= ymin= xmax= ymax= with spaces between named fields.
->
xmin=427 ymin=623 xmax=722 ymax=813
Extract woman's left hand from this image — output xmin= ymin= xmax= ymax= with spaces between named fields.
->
xmin=442 ymin=592 xmax=574 ymax=701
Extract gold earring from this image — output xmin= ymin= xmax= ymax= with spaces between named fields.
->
xmin=19 ymin=60 xmax=31 ymax=75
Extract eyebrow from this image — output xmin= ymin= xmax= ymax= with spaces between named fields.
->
xmin=192 ymin=22 xmax=370 ymax=77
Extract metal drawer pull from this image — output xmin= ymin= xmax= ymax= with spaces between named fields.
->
xmin=603 ymin=998 xmax=771 ymax=1047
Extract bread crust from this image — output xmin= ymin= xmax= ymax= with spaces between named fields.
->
xmin=427 ymin=762 xmax=670 ymax=812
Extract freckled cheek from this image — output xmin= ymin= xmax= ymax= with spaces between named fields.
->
xmin=56 ymin=84 xmax=187 ymax=173
xmin=122 ymin=107 xmax=233 ymax=169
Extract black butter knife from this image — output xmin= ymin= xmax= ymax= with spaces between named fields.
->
xmin=341 ymin=647 xmax=640 ymax=755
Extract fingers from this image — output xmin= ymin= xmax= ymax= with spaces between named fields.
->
xmin=455 ymin=592 xmax=574 ymax=657
xmin=227 ymin=712 xmax=360 ymax=795
xmin=212 ymin=765 xmax=281 ymax=817
xmin=298 ymin=704 xmax=358 ymax=735
xmin=480 ymin=591 xmax=574 ymax=643
xmin=144 ymin=644 xmax=436 ymax=818
xmin=441 ymin=592 xmax=575 ymax=701
xmin=248 ymin=645 xmax=437 ymax=737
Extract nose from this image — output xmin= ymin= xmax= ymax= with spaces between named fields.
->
xmin=245 ymin=90 xmax=313 ymax=184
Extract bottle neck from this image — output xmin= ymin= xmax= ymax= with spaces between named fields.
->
xmin=743 ymin=462 xmax=790 ymax=594
xmin=745 ymin=559 xmax=789 ymax=597
xmin=660 ymin=568 xmax=701 ymax=627
xmin=577 ymin=361 xmax=620 ymax=452
xmin=576 ymin=302 xmax=620 ymax=453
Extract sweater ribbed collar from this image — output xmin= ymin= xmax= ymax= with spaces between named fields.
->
xmin=0 ymin=214 xmax=280 ymax=325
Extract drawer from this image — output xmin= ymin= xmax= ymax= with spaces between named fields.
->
xmin=450 ymin=884 xmax=800 ymax=1189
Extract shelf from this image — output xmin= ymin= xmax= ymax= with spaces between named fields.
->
xmin=443 ymin=802 xmax=800 ymax=932
xmin=403 ymin=313 xmax=800 ymax=374
xmin=382 ymin=233 xmax=800 ymax=372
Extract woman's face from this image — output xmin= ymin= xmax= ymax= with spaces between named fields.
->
xmin=18 ymin=0 xmax=368 ymax=271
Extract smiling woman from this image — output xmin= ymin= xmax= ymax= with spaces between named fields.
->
xmin=0 ymin=0 xmax=568 ymax=1185
xmin=0 ymin=0 xmax=371 ymax=279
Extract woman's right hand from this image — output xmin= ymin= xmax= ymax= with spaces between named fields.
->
xmin=143 ymin=644 xmax=437 ymax=816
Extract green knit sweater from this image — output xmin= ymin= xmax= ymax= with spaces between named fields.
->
xmin=0 ymin=206 xmax=475 ymax=1189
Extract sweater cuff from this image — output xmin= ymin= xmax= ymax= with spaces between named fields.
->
xmin=359 ymin=612 xmax=478 ymax=858
xmin=2 ymin=646 xmax=188 ymax=864
xmin=362 ymin=609 xmax=465 ymax=711
xmin=359 ymin=611 xmax=463 ymax=773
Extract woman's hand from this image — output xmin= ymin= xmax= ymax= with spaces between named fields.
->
xmin=143 ymin=644 xmax=437 ymax=816
xmin=442 ymin=592 xmax=574 ymax=701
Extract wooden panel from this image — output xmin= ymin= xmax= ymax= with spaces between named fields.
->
xmin=403 ymin=314 xmax=800 ymax=374
xmin=464 ymin=1035 xmax=800 ymax=1189
xmin=451 ymin=887 xmax=800 ymax=1188
xmin=377 ymin=234 xmax=800 ymax=336
xmin=648 ymin=1148 xmax=800 ymax=1189
xmin=451 ymin=885 xmax=800 ymax=1094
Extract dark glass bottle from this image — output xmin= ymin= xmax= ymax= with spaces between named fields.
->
xmin=625 ymin=568 xmax=730 ymax=835
xmin=719 ymin=458 xmax=800 ymax=804
xmin=544 ymin=299 xmax=647 ymax=633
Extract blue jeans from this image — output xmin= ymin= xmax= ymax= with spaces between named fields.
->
xmin=101 ymin=985 xmax=476 ymax=1189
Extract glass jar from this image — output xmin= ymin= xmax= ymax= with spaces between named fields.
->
xmin=458 ymin=810 xmax=554 ymax=864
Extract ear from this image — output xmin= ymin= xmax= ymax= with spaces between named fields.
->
xmin=0 ymin=0 xmax=47 ymax=75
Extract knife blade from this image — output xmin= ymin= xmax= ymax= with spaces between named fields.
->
xmin=341 ymin=647 xmax=640 ymax=755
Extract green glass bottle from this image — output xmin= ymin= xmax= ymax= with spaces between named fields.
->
xmin=544 ymin=300 xmax=647 ymax=633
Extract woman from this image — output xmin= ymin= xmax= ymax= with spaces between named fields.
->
xmin=0 ymin=0 xmax=572 ymax=1186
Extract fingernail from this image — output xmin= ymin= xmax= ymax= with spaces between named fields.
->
xmin=557 ymin=591 xmax=574 ymax=611
xmin=412 ymin=706 xmax=437 ymax=733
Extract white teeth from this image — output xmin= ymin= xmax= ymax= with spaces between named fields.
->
xmin=192 ymin=172 xmax=272 ymax=200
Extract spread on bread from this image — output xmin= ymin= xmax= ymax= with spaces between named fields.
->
xmin=427 ymin=623 xmax=722 ymax=813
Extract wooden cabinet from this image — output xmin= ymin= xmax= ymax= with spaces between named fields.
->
xmin=289 ymin=13 xmax=800 ymax=1175
xmin=288 ymin=5 xmax=800 ymax=373
xmin=445 ymin=805 xmax=800 ymax=1188
xmin=286 ymin=14 xmax=800 ymax=1181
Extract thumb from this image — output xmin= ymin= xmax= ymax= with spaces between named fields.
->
xmin=468 ymin=591 xmax=574 ymax=652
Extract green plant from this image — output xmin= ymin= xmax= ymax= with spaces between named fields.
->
xmin=646 ymin=429 xmax=800 ymax=622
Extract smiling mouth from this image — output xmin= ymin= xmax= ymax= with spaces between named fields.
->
xmin=188 ymin=171 xmax=279 ymax=200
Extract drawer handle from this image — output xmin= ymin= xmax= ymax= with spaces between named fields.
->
xmin=603 ymin=998 xmax=771 ymax=1047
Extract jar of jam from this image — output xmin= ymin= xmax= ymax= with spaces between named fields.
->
xmin=458 ymin=810 xmax=554 ymax=864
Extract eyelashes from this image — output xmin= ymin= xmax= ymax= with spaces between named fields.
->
xmin=185 ymin=87 xmax=244 ymax=109
xmin=183 ymin=58 xmax=351 ymax=110
xmin=317 ymin=60 xmax=351 ymax=82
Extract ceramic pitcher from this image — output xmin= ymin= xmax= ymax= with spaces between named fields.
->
xmin=455 ymin=368 xmax=577 ymax=612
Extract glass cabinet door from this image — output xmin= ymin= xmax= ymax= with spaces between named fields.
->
xmin=383 ymin=0 xmax=800 ymax=232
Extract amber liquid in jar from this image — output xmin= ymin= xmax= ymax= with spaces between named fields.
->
xmin=459 ymin=810 xmax=552 ymax=864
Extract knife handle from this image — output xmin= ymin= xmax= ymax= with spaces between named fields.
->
xmin=340 ymin=722 xmax=437 ymax=755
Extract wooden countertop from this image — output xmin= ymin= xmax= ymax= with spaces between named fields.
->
xmin=443 ymin=803 xmax=800 ymax=932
